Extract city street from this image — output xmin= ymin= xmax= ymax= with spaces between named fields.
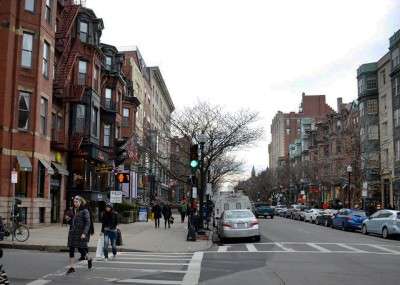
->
xmin=1 ymin=217 xmax=399 ymax=284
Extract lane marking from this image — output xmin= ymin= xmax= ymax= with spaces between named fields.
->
xmin=93 ymin=260 xmax=189 ymax=266
xmin=217 ymin=246 xmax=230 ymax=252
xmin=336 ymin=243 xmax=367 ymax=253
xmin=306 ymin=243 xmax=331 ymax=253
xmin=366 ymin=244 xmax=400 ymax=254
xmin=112 ymin=257 xmax=192 ymax=261
xmin=274 ymin=242 xmax=294 ymax=252
xmin=182 ymin=252 xmax=204 ymax=285
xmin=246 ymin=244 xmax=258 ymax=252
xmin=26 ymin=280 xmax=51 ymax=285
xmin=119 ymin=252 xmax=192 ymax=256
xmin=117 ymin=279 xmax=182 ymax=284
xmin=78 ymin=266 xmax=187 ymax=274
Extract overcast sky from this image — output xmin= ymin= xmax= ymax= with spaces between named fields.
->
xmin=89 ymin=0 xmax=400 ymax=179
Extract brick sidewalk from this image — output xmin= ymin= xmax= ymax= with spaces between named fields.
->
xmin=0 ymin=214 xmax=212 ymax=253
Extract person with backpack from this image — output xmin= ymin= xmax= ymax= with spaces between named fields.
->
xmin=101 ymin=202 xmax=119 ymax=260
xmin=162 ymin=203 xmax=172 ymax=229
xmin=65 ymin=196 xmax=93 ymax=274
xmin=152 ymin=202 xmax=162 ymax=228
xmin=180 ymin=200 xmax=187 ymax=223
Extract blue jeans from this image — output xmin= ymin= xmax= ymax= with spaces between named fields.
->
xmin=103 ymin=230 xmax=117 ymax=258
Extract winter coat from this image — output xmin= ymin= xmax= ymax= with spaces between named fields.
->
xmin=67 ymin=208 xmax=91 ymax=248
xmin=101 ymin=211 xmax=119 ymax=233
xmin=162 ymin=205 xmax=172 ymax=219
xmin=152 ymin=205 xmax=162 ymax=219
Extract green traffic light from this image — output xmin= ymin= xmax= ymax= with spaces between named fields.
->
xmin=190 ymin=160 xmax=198 ymax=168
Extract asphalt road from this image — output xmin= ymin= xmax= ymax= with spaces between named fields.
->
xmin=201 ymin=216 xmax=400 ymax=285
xmin=0 ymin=217 xmax=399 ymax=284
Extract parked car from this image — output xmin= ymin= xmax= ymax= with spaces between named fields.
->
xmin=331 ymin=209 xmax=367 ymax=231
xmin=293 ymin=206 xmax=310 ymax=221
xmin=362 ymin=210 xmax=400 ymax=239
xmin=276 ymin=207 xmax=288 ymax=217
xmin=304 ymin=209 xmax=321 ymax=223
xmin=315 ymin=209 xmax=337 ymax=226
xmin=217 ymin=209 xmax=260 ymax=242
xmin=287 ymin=204 xmax=302 ymax=219
xmin=253 ymin=203 xmax=274 ymax=219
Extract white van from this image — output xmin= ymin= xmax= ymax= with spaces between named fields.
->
xmin=212 ymin=191 xmax=252 ymax=226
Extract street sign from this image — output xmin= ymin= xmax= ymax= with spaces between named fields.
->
xmin=192 ymin=187 xmax=197 ymax=199
xmin=110 ymin=191 xmax=122 ymax=203
xmin=362 ymin=190 xmax=368 ymax=198
xmin=300 ymin=190 xmax=305 ymax=195
xmin=11 ymin=170 xmax=18 ymax=184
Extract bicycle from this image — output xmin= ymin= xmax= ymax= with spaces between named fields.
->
xmin=0 ymin=216 xmax=30 ymax=242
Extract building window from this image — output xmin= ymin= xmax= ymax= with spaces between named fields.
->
xmin=123 ymin=108 xmax=130 ymax=127
xmin=395 ymin=109 xmax=400 ymax=128
xmin=75 ymin=104 xmax=85 ymax=132
xmin=359 ymin=102 xmax=364 ymax=117
xmin=366 ymin=78 xmax=377 ymax=90
xmin=106 ymin=56 xmax=112 ymax=69
xmin=358 ymin=78 xmax=365 ymax=93
xmin=367 ymin=99 xmax=378 ymax=114
xmin=396 ymin=140 xmax=400 ymax=161
xmin=382 ymin=122 xmax=388 ymax=137
xmin=286 ymin=119 xmax=290 ymax=126
xmin=91 ymin=106 xmax=98 ymax=137
xmin=381 ymin=94 xmax=387 ymax=112
xmin=79 ymin=21 xmax=88 ymax=43
xmin=38 ymin=161 xmax=45 ymax=198
xmin=393 ymin=77 xmax=400 ymax=97
xmin=381 ymin=69 xmax=386 ymax=85
xmin=18 ymin=91 xmax=30 ymax=130
xmin=368 ymin=125 xmax=378 ymax=140
xmin=78 ymin=60 xmax=87 ymax=85
xmin=40 ymin=98 xmax=48 ymax=135
xmin=39 ymin=207 xmax=45 ymax=223
xmin=16 ymin=171 xmax=28 ymax=197
xmin=45 ymin=0 xmax=52 ymax=24
xmin=286 ymin=129 xmax=290 ymax=135
xmin=93 ymin=65 xmax=99 ymax=92
xmin=383 ymin=149 xmax=389 ymax=169
xmin=103 ymin=124 xmax=111 ymax=147
xmin=42 ymin=41 xmax=50 ymax=78
xmin=392 ymin=48 xmax=400 ymax=69
xmin=105 ymin=88 xmax=112 ymax=109
xmin=25 ymin=0 xmax=35 ymax=12
xmin=115 ymin=125 xmax=120 ymax=139
xmin=21 ymin=32 xmax=34 ymax=68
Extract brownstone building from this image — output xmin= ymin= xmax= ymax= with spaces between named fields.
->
xmin=0 ymin=0 xmax=57 ymax=225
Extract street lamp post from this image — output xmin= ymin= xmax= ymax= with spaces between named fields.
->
xmin=197 ymin=133 xmax=207 ymax=229
xmin=347 ymin=165 xmax=352 ymax=208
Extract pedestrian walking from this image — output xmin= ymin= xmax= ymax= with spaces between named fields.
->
xmin=152 ymin=202 xmax=162 ymax=228
xmin=101 ymin=202 xmax=119 ymax=261
xmin=162 ymin=203 xmax=172 ymax=229
xmin=65 ymin=196 xmax=93 ymax=274
xmin=180 ymin=200 xmax=187 ymax=223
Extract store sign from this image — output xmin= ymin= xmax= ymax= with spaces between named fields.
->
xmin=110 ymin=191 xmax=122 ymax=203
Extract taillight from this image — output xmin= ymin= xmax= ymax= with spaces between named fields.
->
xmin=250 ymin=221 xmax=259 ymax=227
xmin=223 ymin=223 xmax=232 ymax=228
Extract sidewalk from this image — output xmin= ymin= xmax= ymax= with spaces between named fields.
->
xmin=0 ymin=215 xmax=212 ymax=253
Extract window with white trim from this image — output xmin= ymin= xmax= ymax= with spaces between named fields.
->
xmin=103 ymin=124 xmax=111 ymax=147
xmin=367 ymin=99 xmax=378 ymax=114
xmin=45 ymin=0 xmax=52 ymax=24
xmin=18 ymin=91 xmax=30 ymax=130
xmin=25 ymin=0 xmax=35 ymax=12
xmin=40 ymin=97 xmax=48 ymax=135
xmin=123 ymin=108 xmax=129 ymax=127
xmin=42 ymin=41 xmax=50 ymax=78
xmin=79 ymin=21 xmax=88 ymax=43
xmin=21 ymin=32 xmax=34 ymax=68
xmin=367 ymin=125 xmax=378 ymax=140
xmin=78 ymin=60 xmax=87 ymax=85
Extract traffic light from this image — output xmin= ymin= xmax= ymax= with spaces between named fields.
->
xmin=190 ymin=144 xmax=199 ymax=170
xmin=116 ymin=172 xmax=130 ymax=183
xmin=114 ymin=138 xmax=128 ymax=166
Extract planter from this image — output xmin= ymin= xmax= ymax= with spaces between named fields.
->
xmin=120 ymin=211 xmax=136 ymax=224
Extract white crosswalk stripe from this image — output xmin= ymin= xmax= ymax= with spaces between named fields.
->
xmin=211 ymin=242 xmax=400 ymax=255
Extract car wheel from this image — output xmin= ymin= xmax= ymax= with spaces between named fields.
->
xmin=362 ymin=225 xmax=368 ymax=235
xmin=315 ymin=219 xmax=319 ymax=225
xmin=254 ymin=235 xmax=261 ymax=242
xmin=342 ymin=222 xmax=347 ymax=231
xmin=382 ymin=227 xmax=389 ymax=239
xmin=271 ymin=215 xmax=274 ymax=219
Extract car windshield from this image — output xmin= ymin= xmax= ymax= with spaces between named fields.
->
xmin=351 ymin=211 xmax=366 ymax=216
xmin=225 ymin=211 xmax=253 ymax=219
xmin=256 ymin=206 xmax=270 ymax=210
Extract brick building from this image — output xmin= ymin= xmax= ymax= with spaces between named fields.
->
xmin=269 ymin=93 xmax=334 ymax=169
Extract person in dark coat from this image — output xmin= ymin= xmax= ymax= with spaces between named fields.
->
xmin=65 ymin=196 xmax=93 ymax=274
xmin=152 ymin=202 xmax=162 ymax=228
xmin=162 ymin=203 xmax=172 ymax=229
xmin=101 ymin=202 xmax=119 ymax=260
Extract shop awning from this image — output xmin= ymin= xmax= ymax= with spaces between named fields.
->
xmin=52 ymin=162 xmax=69 ymax=176
xmin=17 ymin=155 xmax=32 ymax=172
xmin=39 ymin=159 xmax=54 ymax=175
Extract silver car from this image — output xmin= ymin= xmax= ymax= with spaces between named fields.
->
xmin=217 ymin=209 xmax=260 ymax=242
xmin=362 ymin=210 xmax=400 ymax=239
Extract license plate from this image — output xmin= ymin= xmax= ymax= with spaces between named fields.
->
xmin=236 ymin=223 xmax=246 ymax=229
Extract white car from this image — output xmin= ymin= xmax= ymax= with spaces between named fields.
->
xmin=362 ymin=210 xmax=400 ymax=239
xmin=304 ymin=209 xmax=321 ymax=223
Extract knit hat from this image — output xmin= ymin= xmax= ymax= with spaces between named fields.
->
xmin=106 ymin=202 xmax=113 ymax=209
